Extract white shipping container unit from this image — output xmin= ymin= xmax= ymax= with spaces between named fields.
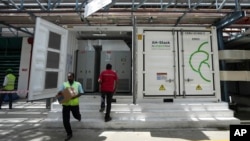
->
xmin=25 ymin=19 xmax=239 ymax=129
xmin=27 ymin=17 xmax=221 ymax=102
xmin=136 ymin=27 xmax=221 ymax=101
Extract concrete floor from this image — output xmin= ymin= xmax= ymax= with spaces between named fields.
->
xmin=0 ymin=128 xmax=230 ymax=141
xmin=0 ymin=98 xmax=241 ymax=141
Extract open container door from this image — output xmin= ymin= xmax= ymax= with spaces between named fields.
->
xmin=28 ymin=17 xmax=68 ymax=100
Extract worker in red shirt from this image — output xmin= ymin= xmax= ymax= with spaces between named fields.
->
xmin=98 ymin=63 xmax=118 ymax=122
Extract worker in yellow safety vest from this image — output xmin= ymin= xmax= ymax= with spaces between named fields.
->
xmin=0 ymin=68 xmax=16 ymax=109
xmin=56 ymin=72 xmax=84 ymax=141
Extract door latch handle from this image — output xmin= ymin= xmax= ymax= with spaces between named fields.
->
xmin=185 ymin=78 xmax=194 ymax=82
xmin=166 ymin=79 xmax=174 ymax=83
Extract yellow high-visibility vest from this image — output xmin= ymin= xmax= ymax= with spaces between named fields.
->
xmin=62 ymin=81 xmax=80 ymax=106
xmin=4 ymin=74 xmax=16 ymax=91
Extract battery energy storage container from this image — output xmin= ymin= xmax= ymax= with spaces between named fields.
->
xmin=136 ymin=27 xmax=221 ymax=100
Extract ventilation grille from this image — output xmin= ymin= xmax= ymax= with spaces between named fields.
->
xmin=86 ymin=78 xmax=93 ymax=90
xmin=117 ymin=79 xmax=130 ymax=91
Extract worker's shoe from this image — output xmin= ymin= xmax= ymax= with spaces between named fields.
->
xmin=77 ymin=114 xmax=81 ymax=122
xmin=105 ymin=117 xmax=112 ymax=122
xmin=99 ymin=108 xmax=105 ymax=112
xmin=64 ymin=134 xmax=72 ymax=141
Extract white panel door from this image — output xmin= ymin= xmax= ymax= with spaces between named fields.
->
xmin=179 ymin=31 xmax=215 ymax=96
xmin=83 ymin=51 xmax=95 ymax=92
xmin=144 ymin=31 xmax=178 ymax=96
xmin=28 ymin=17 xmax=68 ymax=100
xmin=114 ymin=51 xmax=131 ymax=92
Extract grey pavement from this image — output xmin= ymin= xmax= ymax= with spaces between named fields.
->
xmin=0 ymin=99 xmax=230 ymax=141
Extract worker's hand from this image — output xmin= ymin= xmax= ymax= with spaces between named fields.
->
xmin=56 ymin=91 xmax=62 ymax=97
xmin=98 ymin=79 xmax=102 ymax=84
xmin=71 ymin=93 xmax=82 ymax=99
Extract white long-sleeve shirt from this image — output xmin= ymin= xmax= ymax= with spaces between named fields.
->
xmin=3 ymin=76 xmax=8 ymax=86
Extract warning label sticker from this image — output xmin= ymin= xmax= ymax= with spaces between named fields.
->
xmin=196 ymin=85 xmax=202 ymax=90
xmin=159 ymin=85 xmax=166 ymax=91
xmin=157 ymin=72 xmax=167 ymax=80
xmin=137 ymin=34 xmax=143 ymax=40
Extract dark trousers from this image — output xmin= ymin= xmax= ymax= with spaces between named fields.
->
xmin=100 ymin=92 xmax=113 ymax=118
xmin=0 ymin=92 xmax=13 ymax=109
xmin=62 ymin=105 xmax=81 ymax=136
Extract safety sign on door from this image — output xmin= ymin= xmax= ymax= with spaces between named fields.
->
xmin=159 ymin=85 xmax=166 ymax=91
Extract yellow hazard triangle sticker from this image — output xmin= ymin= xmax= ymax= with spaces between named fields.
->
xmin=196 ymin=84 xmax=202 ymax=90
xmin=159 ymin=85 xmax=166 ymax=91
